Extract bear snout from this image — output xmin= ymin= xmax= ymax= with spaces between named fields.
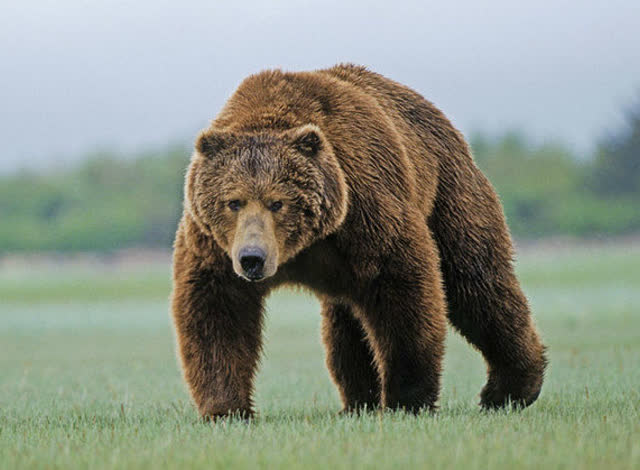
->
xmin=238 ymin=246 xmax=267 ymax=281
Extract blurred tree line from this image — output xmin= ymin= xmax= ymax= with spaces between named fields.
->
xmin=1 ymin=107 xmax=639 ymax=252
xmin=0 ymin=147 xmax=187 ymax=252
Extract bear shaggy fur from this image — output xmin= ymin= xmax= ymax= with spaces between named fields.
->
xmin=171 ymin=64 xmax=547 ymax=419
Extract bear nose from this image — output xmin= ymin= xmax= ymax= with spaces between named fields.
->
xmin=239 ymin=246 xmax=266 ymax=280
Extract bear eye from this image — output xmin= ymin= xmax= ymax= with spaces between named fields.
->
xmin=227 ymin=200 xmax=242 ymax=211
xmin=269 ymin=201 xmax=283 ymax=212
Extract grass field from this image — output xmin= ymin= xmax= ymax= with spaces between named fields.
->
xmin=1 ymin=243 xmax=639 ymax=469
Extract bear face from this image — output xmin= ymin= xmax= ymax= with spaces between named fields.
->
xmin=184 ymin=124 xmax=348 ymax=281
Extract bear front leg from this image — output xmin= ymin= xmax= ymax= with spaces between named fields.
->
xmin=171 ymin=247 xmax=265 ymax=420
xmin=357 ymin=231 xmax=447 ymax=412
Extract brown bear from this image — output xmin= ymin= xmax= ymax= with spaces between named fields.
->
xmin=171 ymin=64 xmax=547 ymax=419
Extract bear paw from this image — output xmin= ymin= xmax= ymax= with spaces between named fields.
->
xmin=338 ymin=402 xmax=379 ymax=415
xmin=479 ymin=368 xmax=544 ymax=410
xmin=199 ymin=398 xmax=253 ymax=421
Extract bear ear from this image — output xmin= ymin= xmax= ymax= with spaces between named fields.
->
xmin=291 ymin=125 xmax=323 ymax=157
xmin=195 ymin=129 xmax=235 ymax=158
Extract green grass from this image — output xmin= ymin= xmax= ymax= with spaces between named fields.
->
xmin=1 ymin=244 xmax=639 ymax=469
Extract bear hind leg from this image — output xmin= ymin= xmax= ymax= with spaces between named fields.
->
xmin=429 ymin=166 xmax=547 ymax=409
xmin=321 ymin=300 xmax=380 ymax=412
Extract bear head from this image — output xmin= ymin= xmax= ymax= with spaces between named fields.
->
xmin=185 ymin=124 xmax=348 ymax=281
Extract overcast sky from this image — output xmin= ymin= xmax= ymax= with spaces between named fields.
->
xmin=1 ymin=0 xmax=638 ymax=172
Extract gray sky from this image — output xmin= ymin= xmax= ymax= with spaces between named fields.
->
xmin=1 ymin=0 xmax=639 ymax=172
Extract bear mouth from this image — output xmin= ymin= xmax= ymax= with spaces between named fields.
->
xmin=242 ymin=272 xmax=265 ymax=282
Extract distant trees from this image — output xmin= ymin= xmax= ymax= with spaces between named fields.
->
xmin=590 ymin=102 xmax=640 ymax=197
xmin=471 ymin=106 xmax=640 ymax=237
xmin=471 ymin=132 xmax=580 ymax=236
xmin=0 ymin=146 xmax=189 ymax=252
xmin=1 ymin=101 xmax=639 ymax=252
